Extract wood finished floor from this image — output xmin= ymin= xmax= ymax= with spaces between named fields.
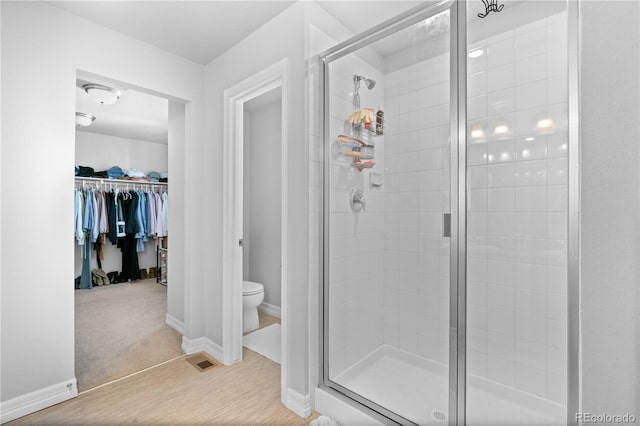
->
xmin=11 ymin=348 xmax=318 ymax=425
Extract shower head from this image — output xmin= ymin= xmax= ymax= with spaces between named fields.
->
xmin=354 ymin=75 xmax=376 ymax=90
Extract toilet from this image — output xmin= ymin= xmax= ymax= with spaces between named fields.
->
xmin=242 ymin=281 xmax=264 ymax=333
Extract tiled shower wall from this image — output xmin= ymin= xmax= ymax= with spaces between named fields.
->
xmin=382 ymin=54 xmax=451 ymax=364
xmin=327 ymin=56 xmax=386 ymax=377
xmin=465 ymin=12 xmax=568 ymax=404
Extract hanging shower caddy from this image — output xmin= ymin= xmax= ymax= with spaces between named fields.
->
xmin=336 ymin=74 xmax=383 ymax=172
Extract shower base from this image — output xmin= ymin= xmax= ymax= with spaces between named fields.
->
xmin=332 ymin=345 xmax=565 ymax=425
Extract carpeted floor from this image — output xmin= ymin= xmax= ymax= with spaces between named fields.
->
xmin=75 ymin=279 xmax=183 ymax=392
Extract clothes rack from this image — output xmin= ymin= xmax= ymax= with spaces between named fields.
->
xmin=74 ymin=176 xmax=168 ymax=192
xmin=74 ymin=177 xmax=169 ymax=289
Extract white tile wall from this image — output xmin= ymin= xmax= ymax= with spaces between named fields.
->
xmin=326 ymin=54 xmax=386 ymax=378
xmin=466 ymin=12 xmax=568 ymax=405
xmin=383 ymin=53 xmax=450 ymax=364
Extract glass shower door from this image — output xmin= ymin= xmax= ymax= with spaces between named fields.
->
xmin=464 ymin=1 xmax=571 ymax=424
xmin=321 ymin=2 xmax=457 ymax=424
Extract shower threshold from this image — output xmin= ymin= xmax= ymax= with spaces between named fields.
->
xmin=332 ymin=345 xmax=565 ymax=425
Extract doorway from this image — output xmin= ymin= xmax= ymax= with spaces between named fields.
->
xmin=241 ymin=87 xmax=283 ymax=363
xmin=73 ymin=71 xmax=184 ymax=392
xmin=221 ymin=59 xmax=289 ymax=403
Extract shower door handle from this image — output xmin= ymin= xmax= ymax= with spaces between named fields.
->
xmin=442 ymin=213 xmax=451 ymax=238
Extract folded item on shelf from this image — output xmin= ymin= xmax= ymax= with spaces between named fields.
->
xmin=93 ymin=170 xmax=108 ymax=178
xmin=160 ymin=178 xmax=168 ymax=183
xmin=107 ymin=166 xmax=125 ymax=179
xmin=77 ymin=166 xmax=94 ymax=177
xmin=126 ymin=168 xmax=146 ymax=178
xmin=147 ymin=171 xmax=161 ymax=182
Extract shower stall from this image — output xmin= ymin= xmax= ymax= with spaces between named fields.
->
xmin=318 ymin=0 xmax=577 ymax=424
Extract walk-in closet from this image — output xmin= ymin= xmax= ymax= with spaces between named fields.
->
xmin=73 ymin=77 xmax=182 ymax=392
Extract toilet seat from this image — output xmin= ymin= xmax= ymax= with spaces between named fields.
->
xmin=243 ymin=280 xmax=263 ymax=295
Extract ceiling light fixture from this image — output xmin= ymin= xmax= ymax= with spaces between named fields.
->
xmin=75 ymin=112 xmax=96 ymax=127
xmin=82 ymin=83 xmax=122 ymax=105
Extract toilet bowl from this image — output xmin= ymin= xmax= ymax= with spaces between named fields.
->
xmin=243 ymin=281 xmax=264 ymax=333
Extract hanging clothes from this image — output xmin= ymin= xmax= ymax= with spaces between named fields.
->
xmin=147 ymin=191 xmax=157 ymax=242
xmin=106 ymin=191 xmax=117 ymax=245
xmin=161 ymin=192 xmax=169 ymax=237
xmin=80 ymin=189 xmax=95 ymax=289
xmin=74 ymin=183 xmax=169 ymax=285
xmin=154 ymin=192 xmax=163 ymax=239
xmin=74 ymin=189 xmax=85 ymax=245
xmin=118 ymin=191 xmax=140 ymax=281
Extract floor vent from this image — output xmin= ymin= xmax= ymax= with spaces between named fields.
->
xmin=432 ymin=410 xmax=447 ymax=422
xmin=197 ymin=360 xmax=214 ymax=369
xmin=186 ymin=353 xmax=219 ymax=372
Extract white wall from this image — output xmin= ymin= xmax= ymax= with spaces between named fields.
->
xmin=167 ymin=101 xmax=186 ymax=327
xmin=243 ymin=99 xmax=282 ymax=308
xmin=0 ymin=2 xmax=203 ymax=421
xmin=75 ymin=131 xmax=168 ymax=172
xmin=203 ymin=1 xmax=308 ymax=400
xmin=580 ymin=1 xmax=640 ymax=418
xmin=74 ymin=131 xmax=168 ymax=278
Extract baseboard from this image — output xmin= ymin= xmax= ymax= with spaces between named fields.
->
xmin=165 ymin=313 xmax=184 ymax=335
xmin=285 ymin=388 xmax=312 ymax=418
xmin=0 ymin=378 xmax=78 ymax=423
xmin=181 ymin=336 xmax=226 ymax=365
xmin=258 ymin=302 xmax=281 ymax=318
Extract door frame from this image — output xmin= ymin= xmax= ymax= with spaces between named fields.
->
xmin=221 ymin=58 xmax=290 ymax=400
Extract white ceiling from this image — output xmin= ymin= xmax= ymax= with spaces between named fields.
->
xmin=315 ymin=1 xmax=423 ymax=37
xmin=49 ymin=1 xmax=296 ymax=65
xmin=76 ymin=80 xmax=169 ymax=144
xmin=60 ymin=1 xmax=427 ymax=143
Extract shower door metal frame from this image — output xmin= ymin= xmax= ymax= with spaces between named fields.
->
xmin=567 ymin=0 xmax=580 ymax=422
xmin=318 ymin=1 xmax=463 ymax=424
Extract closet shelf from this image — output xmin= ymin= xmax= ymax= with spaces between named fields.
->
xmin=75 ymin=176 xmax=168 ymax=188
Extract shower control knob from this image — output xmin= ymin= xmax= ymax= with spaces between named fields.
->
xmin=350 ymin=189 xmax=366 ymax=212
